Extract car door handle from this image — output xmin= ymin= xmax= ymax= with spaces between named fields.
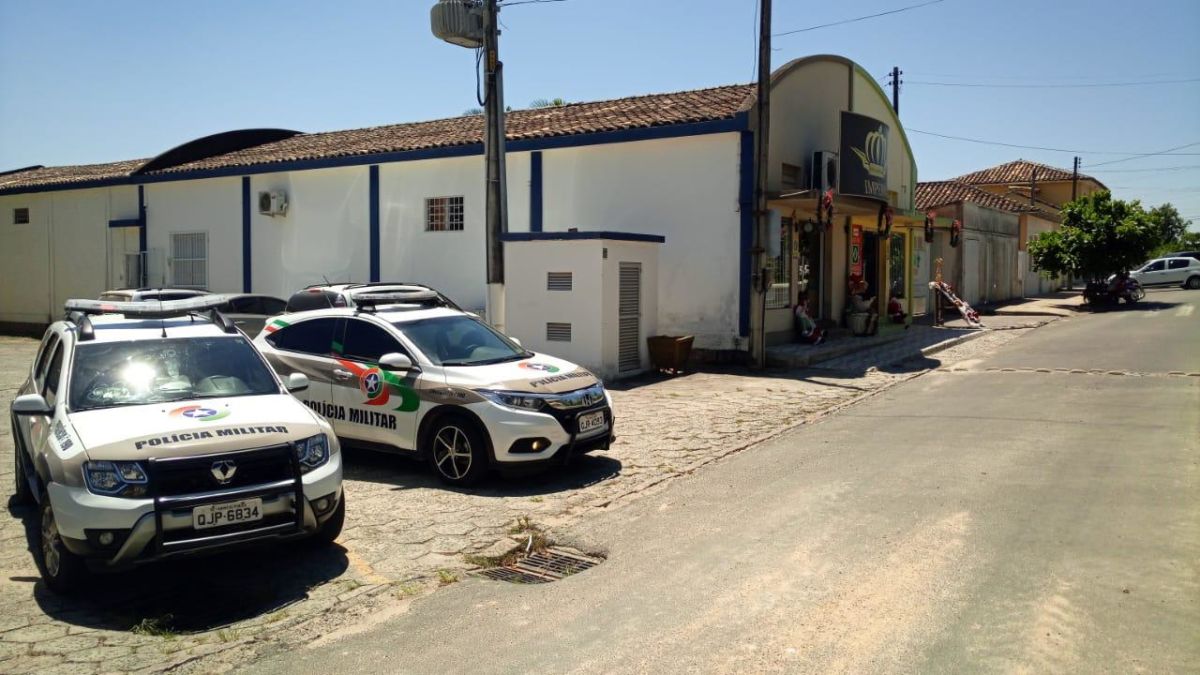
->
xmin=333 ymin=369 xmax=354 ymax=380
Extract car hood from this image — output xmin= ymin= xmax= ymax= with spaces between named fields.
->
xmin=68 ymin=395 xmax=323 ymax=461
xmin=443 ymin=353 xmax=600 ymax=394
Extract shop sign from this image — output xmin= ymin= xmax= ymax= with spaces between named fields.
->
xmin=840 ymin=111 xmax=889 ymax=201
xmin=850 ymin=224 xmax=864 ymax=277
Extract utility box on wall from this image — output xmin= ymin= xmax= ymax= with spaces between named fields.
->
xmin=502 ymin=231 xmax=663 ymax=381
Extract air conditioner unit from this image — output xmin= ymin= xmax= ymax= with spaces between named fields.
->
xmin=258 ymin=190 xmax=288 ymax=217
xmin=811 ymin=151 xmax=839 ymax=193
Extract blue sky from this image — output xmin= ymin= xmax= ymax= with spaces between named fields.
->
xmin=1 ymin=0 xmax=1197 ymax=225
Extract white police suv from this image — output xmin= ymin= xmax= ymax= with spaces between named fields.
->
xmin=254 ymin=290 xmax=614 ymax=487
xmin=9 ymin=297 xmax=343 ymax=593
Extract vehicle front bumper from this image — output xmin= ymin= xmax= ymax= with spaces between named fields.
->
xmin=47 ymin=452 xmax=341 ymax=566
xmin=470 ymin=399 xmax=614 ymax=467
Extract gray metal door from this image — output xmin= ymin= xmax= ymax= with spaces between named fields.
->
xmin=618 ymin=262 xmax=642 ymax=372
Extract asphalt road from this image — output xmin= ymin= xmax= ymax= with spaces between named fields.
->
xmin=247 ymin=290 xmax=1200 ymax=674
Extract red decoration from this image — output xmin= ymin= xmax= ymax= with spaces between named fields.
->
xmin=822 ymin=189 xmax=835 ymax=230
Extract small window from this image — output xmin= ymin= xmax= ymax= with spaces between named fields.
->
xmin=546 ymin=322 xmax=572 ymax=342
xmin=13 ymin=208 xmax=30 ymax=225
xmin=42 ymin=343 xmax=64 ymax=407
xmin=547 ymin=272 xmax=573 ymax=291
xmin=425 ymin=196 xmax=464 ymax=232
xmin=266 ymin=318 xmax=339 ymax=355
xmin=781 ymin=163 xmax=803 ymax=189
xmin=341 ymin=319 xmax=404 ymax=363
xmin=1167 ymin=259 xmax=1190 ymax=270
xmin=171 ymin=232 xmax=208 ymax=289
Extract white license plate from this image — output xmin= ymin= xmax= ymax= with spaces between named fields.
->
xmin=578 ymin=410 xmax=606 ymax=434
xmin=192 ymin=498 xmax=263 ymax=530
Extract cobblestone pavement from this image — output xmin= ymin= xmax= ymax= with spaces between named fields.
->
xmin=0 ymin=323 xmax=1047 ymax=674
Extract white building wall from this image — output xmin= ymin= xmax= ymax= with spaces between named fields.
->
xmin=251 ymin=166 xmax=370 ymax=297
xmin=49 ymin=188 xmax=112 ymax=312
xmin=0 ymin=192 xmax=52 ymax=325
xmin=541 ymin=133 xmax=742 ymax=349
xmin=145 ymin=177 xmax=242 ymax=293
xmin=505 ymin=240 xmax=604 ymax=369
xmin=378 ymin=153 xmax=531 ymax=313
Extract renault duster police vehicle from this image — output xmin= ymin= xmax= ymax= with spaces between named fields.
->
xmin=254 ymin=290 xmax=613 ymax=487
xmin=9 ymin=297 xmax=344 ymax=593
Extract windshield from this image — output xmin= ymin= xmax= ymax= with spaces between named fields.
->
xmin=69 ymin=336 xmax=279 ymax=411
xmin=397 ymin=316 xmax=528 ymax=366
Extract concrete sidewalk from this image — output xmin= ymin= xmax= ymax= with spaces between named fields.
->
xmin=769 ymin=291 xmax=1081 ymax=370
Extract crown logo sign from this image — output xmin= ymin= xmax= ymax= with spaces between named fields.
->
xmin=851 ymin=125 xmax=888 ymax=179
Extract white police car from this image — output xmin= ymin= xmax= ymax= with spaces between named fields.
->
xmin=9 ymin=297 xmax=343 ymax=593
xmin=254 ymin=290 xmax=614 ymax=487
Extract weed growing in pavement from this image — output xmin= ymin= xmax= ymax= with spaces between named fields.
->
xmin=263 ymin=609 xmax=290 ymax=624
xmin=217 ymin=628 xmax=240 ymax=643
xmin=437 ymin=570 xmax=460 ymax=586
xmin=529 ymin=496 xmax=544 ymax=503
xmin=131 ymin=615 xmax=177 ymax=638
xmin=394 ymin=582 xmax=423 ymax=598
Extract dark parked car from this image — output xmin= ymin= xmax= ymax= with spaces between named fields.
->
xmin=214 ymin=294 xmax=288 ymax=334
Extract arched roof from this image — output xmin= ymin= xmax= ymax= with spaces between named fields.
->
xmin=133 ymin=129 xmax=301 ymax=175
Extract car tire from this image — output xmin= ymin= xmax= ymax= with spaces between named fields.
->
xmin=11 ymin=417 xmax=34 ymax=506
xmin=425 ymin=415 xmax=489 ymax=487
xmin=35 ymin=499 xmax=87 ymax=594
xmin=307 ymin=497 xmax=345 ymax=547
xmin=1186 ymin=276 xmax=1200 ymax=290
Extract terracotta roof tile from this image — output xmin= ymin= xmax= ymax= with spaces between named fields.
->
xmin=0 ymin=159 xmax=149 ymax=192
xmin=0 ymin=84 xmax=755 ymax=194
xmin=916 ymin=180 xmax=1040 ymax=213
xmin=953 ymin=159 xmax=1103 ymax=188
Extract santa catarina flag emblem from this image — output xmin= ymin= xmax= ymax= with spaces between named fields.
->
xmin=336 ymin=359 xmax=420 ymax=412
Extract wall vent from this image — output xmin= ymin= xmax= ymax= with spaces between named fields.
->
xmin=618 ymin=262 xmax=642 ymax=372
xmin=12 ymin=207 xmax=29 ymax=225
xmin=547 ymin=272 xmax=573 ymax=291
xmin=546 ymin=322 xmax=572 ymax=342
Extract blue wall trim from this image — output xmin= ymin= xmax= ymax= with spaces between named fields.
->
xmin=241 ymin=177 xmax=251 ymax=292
xmin=137 ymin=186 xmax=146 ymax=255
xmin=737 ymin=131 xmax=754 ymax=338
xmin=529 ymin=151 xmax=543 ymax=233
xmin=369 ymin=165 xmax=380 ymax=282
xmin=107 ymin=218 xmax=140 ymax=228
xmin=0 ymin=114 xmax=750 ymax=197
xmin=501 ymin=231 xmax=665 ymax=244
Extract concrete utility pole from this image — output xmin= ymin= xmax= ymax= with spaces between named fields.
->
xmin=750 ymin=0 xmax=772 ymax=368
xmin=482 ymin=0 xmax=508 ymax=330
xmin=1071 ymin=156 xmax=1080 ymax=200
xmin=889 ymin=66 xmax=902 ymax=114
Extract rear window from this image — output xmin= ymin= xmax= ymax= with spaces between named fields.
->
xmin=286 ymin=290 xmax=342 ymax=313
xmin=1167 ymin=259 xmax=1190 ymax=270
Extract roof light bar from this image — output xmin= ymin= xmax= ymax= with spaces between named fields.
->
xmin=352 ymin=290 xmax=442 ymax=311
xmin=64 ymin=295 xmax=233 ymax=320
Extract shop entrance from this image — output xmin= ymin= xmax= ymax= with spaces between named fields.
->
xmin=861 ymin=231 xmax=879 ymax=302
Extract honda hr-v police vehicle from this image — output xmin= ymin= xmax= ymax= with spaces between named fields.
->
xmin=254 ymin=290 xmax=613 ymax=487
xmin=9 ymin=297 xmax=344 ymax=593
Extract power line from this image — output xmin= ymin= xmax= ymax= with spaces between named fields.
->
xmin=908 ymin=128 xmax=1200 ymax=156
xmin=1085 ymin=141 xmax=1200 ymax=168
xmin=774 ymin=0 xmax=946 ymax=37
xmin=497 ymin=0 xmax=567 ymax=6
xmin=1090 ymin=165 xmax=1200 ymax=173
xmin=906 ymin=77 xmax=1200 ymax=88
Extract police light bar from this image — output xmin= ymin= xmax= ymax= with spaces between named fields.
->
xmin=64 ymin=295 xmax=233 ymax=319
xmin=352 ymin=290 xmax=442 ymax=309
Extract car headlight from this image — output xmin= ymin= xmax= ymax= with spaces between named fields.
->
xmin=479 ymin=390 xmax=547 ymax=412
xmin=295 ymin=433 xmax=330 ymax=472
xmin=83 ymin=460 xmax=149 ymax=497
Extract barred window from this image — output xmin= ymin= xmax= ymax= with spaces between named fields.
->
xmin=425 ymin=196 xmax=464 ymax=232
xmin=171 ymin=232 xmax=208 ymax=289
xmin=13 ymin=208 xmax=29 ymax=224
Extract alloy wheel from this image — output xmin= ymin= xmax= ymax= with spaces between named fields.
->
xmin=433 ymin=426 xmax=473 ymax=480
xmin=41 ymin=506 xmax=62 ymax=578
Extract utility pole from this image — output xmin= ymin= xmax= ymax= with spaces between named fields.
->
xmin=750 ymin=0 xmax=772 ymax=368
xmin=482 ymin=0 xmax=508 ymax=331
xmin=1071 ymin=156 xmax=1080 ymax=200
xmin=1030 ymin=167 xmax=1037 ymax=207
xmin=432 ymin=0 xmax=508 ymax=329
xmin=889 ymin=66 xmax=902 ymax=114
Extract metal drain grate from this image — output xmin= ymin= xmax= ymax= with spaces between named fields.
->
xmin=473 ymin=547 xmax=603 ymax=584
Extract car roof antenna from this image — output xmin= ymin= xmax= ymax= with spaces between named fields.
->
xmin=160 ymin=317 xmax=168 ymax=338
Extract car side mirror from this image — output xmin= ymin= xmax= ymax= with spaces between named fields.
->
xmin=285 ymin=372 xmax=309 ymax=393
xmin=379 ymin=352 xmax=415 ymax=372
xmin=12 ymin=393 xmax=52 ymax=416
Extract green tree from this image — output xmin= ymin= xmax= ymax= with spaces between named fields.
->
xmin=1147 ymin=203 xmax=1195 ymax=256
xmin=461 ymin=107 xmax=483 ymax=116
xmin=529 ymin=98 xmax=567 ymax=108
xmin=1028 ymin=190 xmax=1159 ymax=280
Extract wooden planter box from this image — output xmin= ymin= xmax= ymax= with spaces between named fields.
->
xmin=647 ymin=335 xmax=694 ymax=374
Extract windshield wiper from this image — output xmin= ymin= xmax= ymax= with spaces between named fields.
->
xmin=442 ymin=353 xmax=524 ymax=367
